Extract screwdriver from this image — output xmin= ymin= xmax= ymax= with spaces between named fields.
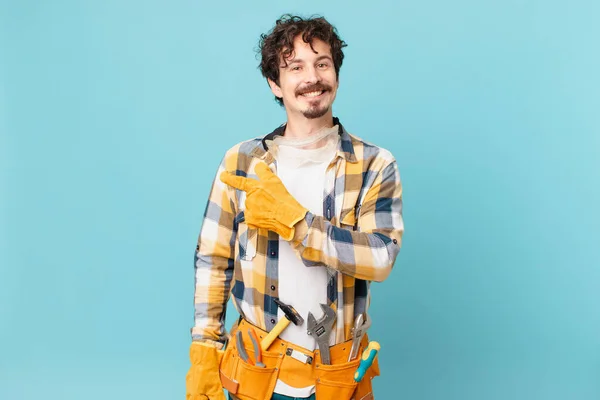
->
xmin=354 ymin=341 xmax=380 ymax=383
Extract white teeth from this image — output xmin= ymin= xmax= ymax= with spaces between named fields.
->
xmin=301 ymin=90 xmax=324 ymax=97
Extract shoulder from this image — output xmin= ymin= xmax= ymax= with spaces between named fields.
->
xmin=220 ymin=137 xmax=264 ymax=172
xmin=344 ymin=131 xmax=402 ymax=190
xmin=345 ymin=131 xmax=398 ymax=170
xmin=223 ymin=137 xmax=263 ymax=158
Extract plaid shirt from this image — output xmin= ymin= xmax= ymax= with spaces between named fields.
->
xmin=192 ymin=118 xmax=404 ymax=349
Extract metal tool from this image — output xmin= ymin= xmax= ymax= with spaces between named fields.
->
xmin=348 ymin=312 xmax=371 ymax=361
xmin=348 ymin=313 xmax=364 ymax=361
xmin=236 ymin=330 xmax=253 ymax=365
xmin=261 ymin=299 xmax=304 ymax=351
xmin=354 ymin=341 xmax=380 ymax=382
xmin=306 ymin=303 xmax=336 ymax=365
xmin=247 ymin=328 xmax=266 ymax=368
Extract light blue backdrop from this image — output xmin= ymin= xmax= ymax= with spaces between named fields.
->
xmin=1 ymin=1 xmax=599 ymax=399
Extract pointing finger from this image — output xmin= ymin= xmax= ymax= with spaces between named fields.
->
xmin=254 ymin=162 xmax=276 ymax=181
xmin=219 ymin=171 xmax=257 ymax=192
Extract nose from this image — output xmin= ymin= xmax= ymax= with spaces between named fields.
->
xmin=303 ymin=65 xmax=321 ymax=84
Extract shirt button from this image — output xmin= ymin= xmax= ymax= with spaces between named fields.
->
xmin=271 ymin=285 xmax=276 ymax=291
xmin=271 ymin=318 xmax=276 ymax=324
xmin=270 ymin=250 xmax=277 ymax=256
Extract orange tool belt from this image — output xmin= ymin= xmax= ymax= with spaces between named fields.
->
xmin=219 ymin=318 xmax=380 ymax=400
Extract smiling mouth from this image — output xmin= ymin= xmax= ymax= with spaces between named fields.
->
xmin=299 ymin=90 xmax=326 ymax=98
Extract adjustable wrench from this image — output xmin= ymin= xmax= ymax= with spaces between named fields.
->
xmin=348 ymin=312 xmax=371 ymax=361
xmin=306 ymin=303 xmax=336 ymax=365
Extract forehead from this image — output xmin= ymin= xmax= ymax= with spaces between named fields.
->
xmin=281 ymin=36 xmax=332 ymax=63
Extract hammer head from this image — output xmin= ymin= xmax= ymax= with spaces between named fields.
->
xmin=273 ymin=298 xmax=304 ymax=326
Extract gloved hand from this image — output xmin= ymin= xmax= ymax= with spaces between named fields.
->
xmin=185 ymin=341 xmax=226 ymax=400
xmin=220 ymin=162 xmax=308 ymax=241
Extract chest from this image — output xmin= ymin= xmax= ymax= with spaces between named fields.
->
xmin=276 ymin=160 xmax=328 ymax=217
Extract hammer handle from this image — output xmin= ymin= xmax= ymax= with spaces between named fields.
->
xmin=260 ymin=317 xmax=291 ymax=351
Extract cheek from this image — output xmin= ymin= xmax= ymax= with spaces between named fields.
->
xmin=328 ymin=73 xmax=339 ymax=87
xmin=327 ymin=80 xmax=338 ymax=95
xmin=280 ymin=79 xmax=294 ymax=96
xmin=283 ymin=81 xmax=301 ymax=98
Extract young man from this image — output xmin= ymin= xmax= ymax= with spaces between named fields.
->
xmin=186 ymin=15 xmax=404 ymax=400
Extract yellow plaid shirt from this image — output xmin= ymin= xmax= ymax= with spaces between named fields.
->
xmin=192 ymin=118 xmax=404 ymax=348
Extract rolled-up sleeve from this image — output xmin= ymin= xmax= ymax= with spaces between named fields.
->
xmin=191 ymin=151 xmax=238 ymax=348
xmin=292 ymin=159 xmax=403 ymax=282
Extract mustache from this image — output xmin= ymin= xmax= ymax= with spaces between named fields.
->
xmin=296 ymin=83 xmax=332 ymax=96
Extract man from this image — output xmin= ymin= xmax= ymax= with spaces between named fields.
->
xmin=186 ymin=14 xmax=403 ymax=400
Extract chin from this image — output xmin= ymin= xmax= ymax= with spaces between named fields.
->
xmin=302 ymin=106 xmax=330 ymax=119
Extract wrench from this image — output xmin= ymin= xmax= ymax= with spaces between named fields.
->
xmin=306 ymin=303 xmax=336 ymax=365
xmin=348 ymin=312 xmax=371 ymax=361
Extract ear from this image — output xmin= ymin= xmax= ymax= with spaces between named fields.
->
xmin=268 ymin=78 xmax=283 ymax=99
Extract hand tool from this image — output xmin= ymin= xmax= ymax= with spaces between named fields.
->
xmin=236 ymin=330 xmax=253 ymax=365
xmin=247 ymin=328 xmax=266 ymax=367
xmin=261 ymin=299 xmax=304 ymax=351
xmin=348 ymin=313 xmax=372 ymax=361
xmin=354 ymin=341 xmax=380 ymax=382
xmin=306 ymin=303 xmax=336 ymax=365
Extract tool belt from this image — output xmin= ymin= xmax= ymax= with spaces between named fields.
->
xmin=219 ymin=318 xmax=379 ymax=400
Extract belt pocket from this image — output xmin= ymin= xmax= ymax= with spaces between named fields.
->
xmin=353 ymin=354 xmax=379 ymax=400
xmin=314 ymin=358 xmax=361 ymax=400
xmin=219 ymin=336 xmax=282 ymax=400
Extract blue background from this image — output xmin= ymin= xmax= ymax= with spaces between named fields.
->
xmin=2 ymin=1 xmax=599 ymax=399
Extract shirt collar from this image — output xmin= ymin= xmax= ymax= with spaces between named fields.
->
xmin=252 ymin=117 xmax=358 ymax=163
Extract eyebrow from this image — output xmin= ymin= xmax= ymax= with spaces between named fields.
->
xmin=286 ymin=54 xmax=333 ymax=66
xmin=314 ymin=55 xmax=333 ymax=63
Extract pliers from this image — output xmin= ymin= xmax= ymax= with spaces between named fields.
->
xmin=236 ymin=328 xmax=266 ymax=368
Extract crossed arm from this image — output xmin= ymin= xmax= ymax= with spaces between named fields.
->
xmin=193 ymin=151 xmax=403 ymax=343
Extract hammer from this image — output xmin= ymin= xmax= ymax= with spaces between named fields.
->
xmin=260 ymin=299 xmax=304 ymax=351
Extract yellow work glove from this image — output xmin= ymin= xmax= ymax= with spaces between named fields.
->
xmin=185 ymin=342 xmax=226 ymax=400
xmin=220 ymin=162 xmax=308 ymax=241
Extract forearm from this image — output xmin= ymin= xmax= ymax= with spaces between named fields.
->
xmin=192 ymin=152 xmax=238 ymax=347
xmin=292 ymin=212 xmax=401 ymax=282
xmin=291 ymin=159 xmax=403 ymax=282
xmin=192 ymin=247 xmax=234 ymax=348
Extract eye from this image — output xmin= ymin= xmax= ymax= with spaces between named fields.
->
xmin=317 ymin=62 xmax=330 ymax=69
xmin=291 ymin=65 xmax=301 ymax=71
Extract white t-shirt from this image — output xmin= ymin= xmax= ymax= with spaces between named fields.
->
xmin=270 ymin=131 xmax=339 ymax=397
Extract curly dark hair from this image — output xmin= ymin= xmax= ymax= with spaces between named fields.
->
xmin=257 ymin=14 xmax=348 ymax=106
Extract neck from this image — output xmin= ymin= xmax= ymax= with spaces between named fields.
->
xmin=283 ymin=111 xmax=334 ymax=140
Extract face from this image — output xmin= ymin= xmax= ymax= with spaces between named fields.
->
xmin=268 ymin=36 xmax=339 ymax=120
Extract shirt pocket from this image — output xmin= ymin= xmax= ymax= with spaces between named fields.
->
xmin=339 ymin=206 xmax=359 ymax=231
xmin=236 ymin=211 xmax=258 ymax=261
